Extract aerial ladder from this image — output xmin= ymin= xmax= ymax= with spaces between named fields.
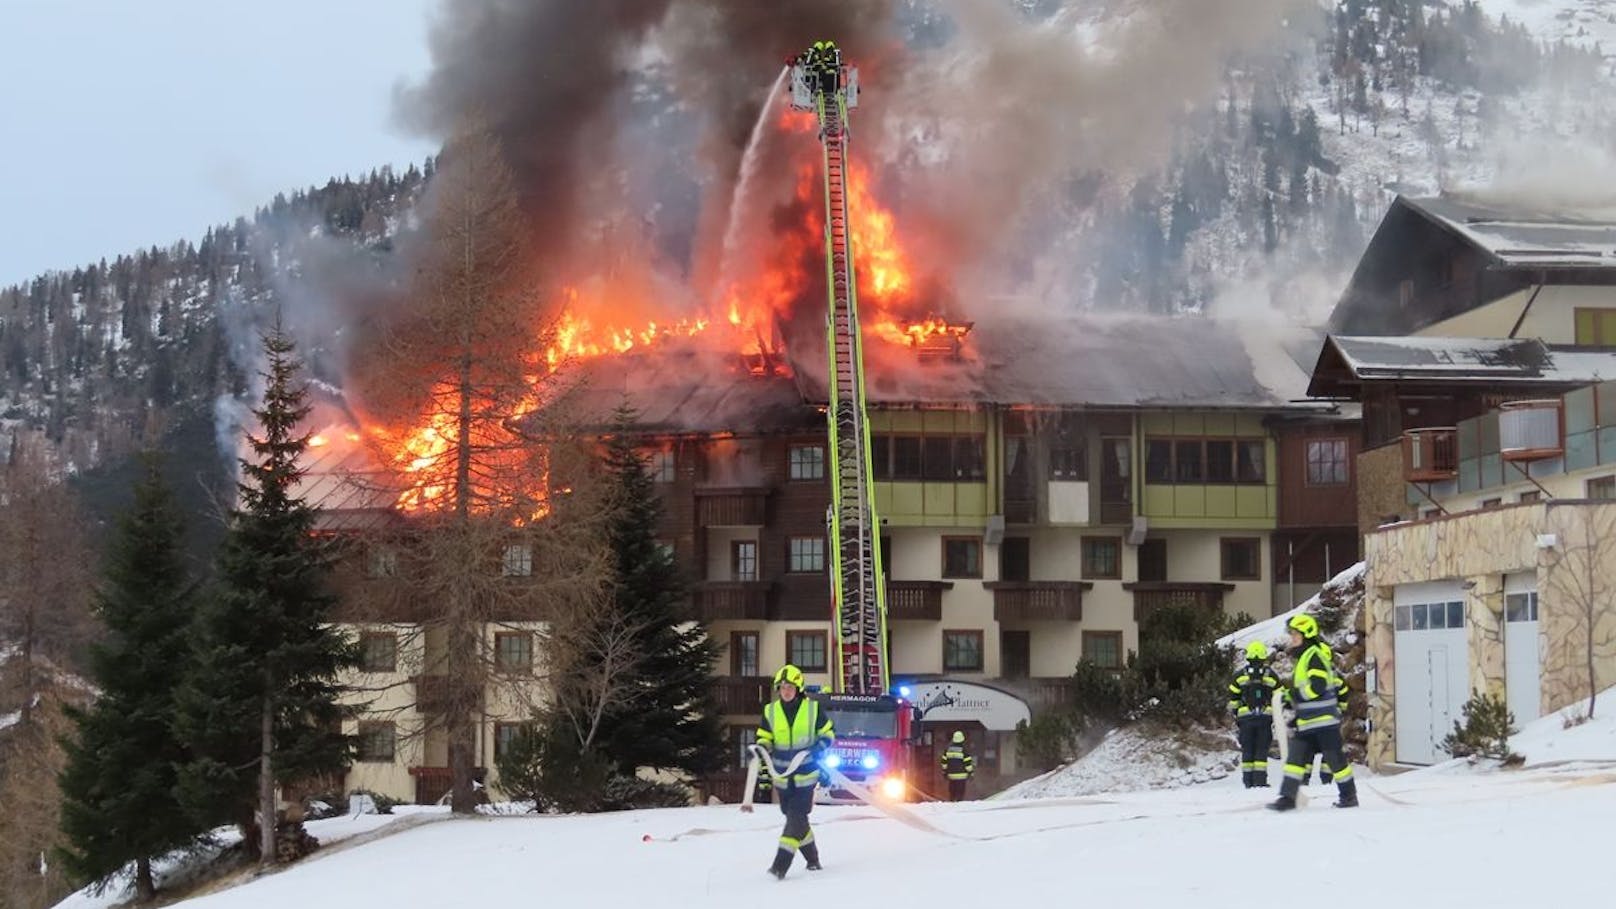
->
xmin=787 ymin=45 xmax=888 ymax=696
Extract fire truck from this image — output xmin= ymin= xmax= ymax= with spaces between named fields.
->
xmin=781 ymin=45 xmax=929 ymax=804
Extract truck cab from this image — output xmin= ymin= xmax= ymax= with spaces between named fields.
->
xmin=816 ymin=693 xmax=919 ymax=803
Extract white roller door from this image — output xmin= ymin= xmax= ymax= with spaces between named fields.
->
xmin=1393 ymin=581 xmax=1470 ymax=765
xmin=1504 ymin=572 xmax=1541 ymax=726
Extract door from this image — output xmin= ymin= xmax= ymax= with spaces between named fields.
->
xmin=1001 ymin=630 xmax=1030 ymax=680
xmin=1100 ymin=437 xmax=1132 ymax=524
xmin=1504 ymin=583 xmax=1541 ymax=725
xmin=1137 ymin=538 xmax=1167 ymax=583
xmin=1392 ymin=581 xmax=1469 ymax=764
xmin=999 ymin=537 xmax=1030 ymax=582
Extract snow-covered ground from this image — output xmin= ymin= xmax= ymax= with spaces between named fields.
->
xmin=1000 ymin=725 xmax=1236 ymax=799
xmin=1217 ymin=562 xmax=1366 ymax=654
xmin=1481 ymin=0 xmax=1616 ymax=49
xmin=55 ymin=690 xmax=1616 ymax=909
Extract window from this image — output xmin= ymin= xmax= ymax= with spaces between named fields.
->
xmin=357 ymin=722 xmax=396 ymax=762
xmin=501 ymin=543 xmax=532 ymax=577
xmin=1394 ymin=605 xmax=1410 ymax=631
xmin=788 ymin=444 xmax=825 ymax=481
xmin=1137 ymin=538 xmax=1167 ymax=583
xmin=942 ymin=537 xmax=983 ymax=578
xmin=788 ymin=536 xmax=825 ymax=573
xmin=644 ymin=448 xmax=676 ymax=483
xmin=494 ymin=722 xmax=531 ymax=762
xmin=1479 ymin=498 xmax=1503 ymax=510
xmin=359 ymin=632 xmax=397 ymax=673
xmin=1588 ymin=475 xmax=1616 ymax=499
xmin=1174 ymin=440 xmax=1203 ymax=483
xmin=1144 ymin=438 xmax=1266 ymax=484
xmin=1081 ymin=537 xmax=1121 ymax=579
xmin=1518 ymin=491 xmax=1542 ymax=504
xmin=367 ymin=545 xmax=398 ymax=579
xmin=787 ymin=630 xmax=827 ymax=672
xmin=1049 ymin=416 xmax=1087 ymax=480
xmin=1506 ymin=592 xmax=1539 ymax=623
xmin=1411 ymin=603 xmax=1428 ymax=630
xmin=943 ymin=631 xmax=984 ymax=672
xmin=1221 ymin=538 xmax=1261 ymax=581
xmin=999 ymin=537 xmax=1030 ymax=582
xmin=495 ymin=632 xmax=533 ymax=673
xmin=1082 ymin=631 xmax=1123 ymax=669
xmin=732 ymin=540 xmax=759 ymax=581
xmin=1574 ymin=307 xmax=1616 ymax=346
xmin=1306 ymin=439 xmax=1349 ymax=485
xmin=730 ymin=631 xmax=759 ymax=677
xmin=870 ymin=433 xmax=986 ymax=481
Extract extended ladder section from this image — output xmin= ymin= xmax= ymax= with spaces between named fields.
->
xmin=789 ymin=56 xmax=887 ymax=695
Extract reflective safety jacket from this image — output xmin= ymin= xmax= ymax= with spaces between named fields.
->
xmin=1282 ymin=641 xmax=1347 ymax=731
xmin=940 ymin=744 xmax=975 ymax=781
xmin=1227 ymin=660 xmax=1280 ymax=717
xmin=757 ymin=696 xmax=835 ymax=788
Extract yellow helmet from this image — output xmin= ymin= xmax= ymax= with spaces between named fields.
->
xmin=773 ymin=664 xmax=805 ymax=689
xmin=951 ymin=731 xmax=966 ymax=744
xmin=1288 ymin=613 xmax=1320 ymax=639
xmin=1245 ymin=641 xmax=1269 ymax=661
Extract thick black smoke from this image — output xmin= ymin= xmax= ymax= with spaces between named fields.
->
xmin=396 ymin=0 xmax=900 ymax=269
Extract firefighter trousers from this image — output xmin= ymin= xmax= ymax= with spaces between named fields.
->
xmin=947 ymin=779 xmax=968 ymax=801
xmin=1236 ymin=715 xmax=1273 ymax=787
xmin=770 ymin=785 xmax=818 ymax=872
xmin=1278 ymin=724 xmax=1356 ymax=803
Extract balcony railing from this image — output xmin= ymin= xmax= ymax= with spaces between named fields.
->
xmin=1499 ymin=400 xmax=1563 ymax=462
xmin=985 ymin=581 xmax=1090 ymax=622
xmin=695 ymin=488 xmax=769 ymax=526
xmin=1123 ymin=582 xmax=1236 ymax=623
xmin=693 ymin=581 xmax=771 ymax=621
xmin=1402 ymin=428 xmax=1458 ymax=482
xmin=714 ymin=676 xmax=771 ymax=716
xmin=886 ymin=580 xmax=950 ymax=621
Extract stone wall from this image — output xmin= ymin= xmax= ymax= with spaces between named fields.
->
xmin=1362 ymin=501 xmax=1616 ymax=768
xmin=1355 ymin=444 xmax=1409 ymax=534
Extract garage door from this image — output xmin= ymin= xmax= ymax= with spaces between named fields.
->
xmin=1393 ymin=581 xmax=1469 ymax=765
xmin=1504 ymin=572 xmax=1541 ymax=726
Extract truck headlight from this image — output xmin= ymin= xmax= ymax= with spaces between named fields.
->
xmin=879 ymin=777 xmax=905 ymax=799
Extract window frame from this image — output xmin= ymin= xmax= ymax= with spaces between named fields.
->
xmin=786 ymin=630 xmax=828 ymax=673
xmin=1304 ymin=437 xmax=1350 ymax=486
xmin=493 ymin=722 xmax=531 ymax=762
xmin=501 ymin=542 xmax=533 ymax=577
xmin=942 ymin=629 xmax=985 ymax=673
xmin=494 ymin=631 xmax=534 ymax=674
xmin=358 ymin=632 xmax=398 ymax=673
xmin=941 ymin=536 xmax=984 ymax=579
xmin=366 ymin=545 xmax=398 ymax=579
xmin=730 ymin=631 xmax=760 ymax=677
xmin=1574 ymin=307 xmax=1616 ymax=346
xmin=1082 ymin=631 xmax=1124 ymax=670
xmin=1080 ymin=536 xmax=1122 ymax=580
xmin=1220 ymin=537 xmax=1262 ymax=582
xmin=732 ymin=539 xmax=759 ymax=581
xmin=356 ymin=721 xmax=396 ymax=763
xmin=787 ymin=536 xmax=826 ymax=574
xmin=1588 ymin=475 xmax=1616 ymax=499
xmin=787 ymin=443 xmax=826 ymax=481
xmin=644 ymin=447 xmax=676 ymax=483
xmin=1143 ymin=437 xmax=1266 ymax=485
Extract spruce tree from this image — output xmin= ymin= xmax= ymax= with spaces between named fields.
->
xmin=58 ymin=457 xmax=199 ymax=902
xmin=593 ymin=404 xmax=725 ymax=777
xmin=176 ymin=324 xmax=353 ymax=867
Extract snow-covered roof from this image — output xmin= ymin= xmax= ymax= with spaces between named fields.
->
xmin=1402 ymin=195 xmax=1616 ymax=269
xmin=1309 ymin=335 xmax=1616 ymax=395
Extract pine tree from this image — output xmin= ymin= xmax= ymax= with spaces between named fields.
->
xmin=58 ymin=457 xmax=199 ymax=902
xmin=592 ymin=404 xmax=725 ymax=777
xmin=175 ymin=324 xmax=354 ymax=867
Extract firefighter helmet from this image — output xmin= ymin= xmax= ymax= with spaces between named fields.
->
xmin=1287 ymin=613 xmax=1320 ymax=639
xmin=1245 ymin=641 xmax=1269 ymax=661
xmin=951 ymin=731 xmax=966 ymax=744
xmin=773 ymin=664 xmax=805 ymax=689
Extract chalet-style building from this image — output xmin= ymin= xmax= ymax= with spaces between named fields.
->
xmin=1309 ymin=194 xmax=1616 ymax=770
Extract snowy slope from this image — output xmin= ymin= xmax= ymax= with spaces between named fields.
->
xmin=1217 ymin=562 xmax=1366 ymax=654
xmin=1510 ymin=684 xmax=1616 ymax=765
xmin=1481 ymin=0 xmax=1616 ymax=48
xmin=53 ymin=763 xmax=1616 ymax=908
xmin=999 ymin=724 xmax=1235 ymax=799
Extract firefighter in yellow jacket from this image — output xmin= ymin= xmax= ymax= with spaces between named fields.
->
xmin=757 ymin=664 xmax=835 ymax=879
xmin=1269 ymin=614 xmax=1358 ymax=810
xmin=939 ymin=730 xmax=976 ymax=801
xmin=1228 ymin=641 xmax=1280 ymax=788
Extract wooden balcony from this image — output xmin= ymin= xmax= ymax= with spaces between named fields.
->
xmin=1123 ymin=582 xmax=1236 ymax=623
xmin=695 ymin=488 xmax=769 ymax=526
xmin=886 ymin=580 xmax=950 ymax=621
xmin=985 ymin=581 xmax=1090 ymax=622
xmin=1402 ymin=428 xmax=1458 ymax=482
xmin=714 ymin=675 xmax=771 ymax=716
xmin=693 ymin=581 xmax=771 ymax=621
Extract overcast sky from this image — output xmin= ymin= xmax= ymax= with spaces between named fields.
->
xmin=0 ymin=0 xmax=441 ymax=286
